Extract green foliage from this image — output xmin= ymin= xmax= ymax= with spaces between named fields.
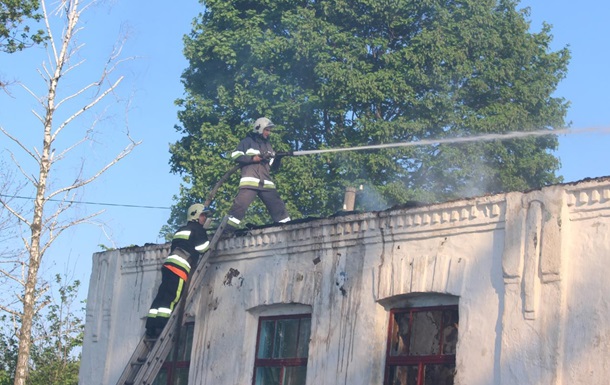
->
xmin=0 ymin=0 xmax=46 ymax=53
xmin=0 ymin=319 xmax=18 ymax=385
xmin=0 ymin=275 xmax=83 ymax=385
xmin=168 ymin=0 xmax=570 ymax=229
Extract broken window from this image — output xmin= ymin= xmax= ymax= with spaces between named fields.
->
xmin=153 ymin=322 xmax=194 ymax=385
xmin=384 ymin=306 xmax=458 ymax=385
xmin=253 ymin=314 xmax=311 ymax=385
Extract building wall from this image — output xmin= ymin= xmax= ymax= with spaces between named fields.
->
xmin=79 ymin=177 xmax=610 ymax=385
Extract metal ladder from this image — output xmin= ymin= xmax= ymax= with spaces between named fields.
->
xmin=115 ymin=216 xmax=230 ymax=385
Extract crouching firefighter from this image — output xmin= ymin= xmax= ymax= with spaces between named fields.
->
xmin=226 ymin=117 xmax=291 ymax=232
xmin=145 ymin=204 xmax=211 ymax=338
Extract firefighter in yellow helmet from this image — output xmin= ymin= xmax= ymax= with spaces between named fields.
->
xmin=145 ymin=204 xmax=211 ymax=338
xmin=226 ymin=117 xmax=291 ymax=231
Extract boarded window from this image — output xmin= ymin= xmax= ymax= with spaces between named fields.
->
xmin=385 ymin=306 xmax=458 ymax=385
xmin=153 ymin=322 xmax=194 ymax=385
xmin=253 ymin=314 xmax=311 ymax=385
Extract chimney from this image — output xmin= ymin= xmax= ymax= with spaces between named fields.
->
xmin=343 ymin=186 xmax=357 ymax=211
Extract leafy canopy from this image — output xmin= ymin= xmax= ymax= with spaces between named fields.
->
xmin=0 ymin=0 xmax=45 ymax=53
xmin=0 ymin=275 xmax=83 ymax=385
xmin=167 ymin=0 xmax=569 ymax=229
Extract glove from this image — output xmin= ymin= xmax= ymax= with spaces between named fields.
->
xmin=261 ymin=151 xmax=275 ymax=160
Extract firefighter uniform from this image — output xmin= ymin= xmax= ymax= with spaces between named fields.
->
xmin=227 ymin=120 xmax=291 ymax=230
xmin=145 ymin=219 xmax=209 ymax=337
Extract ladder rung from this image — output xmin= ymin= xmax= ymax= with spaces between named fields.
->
xmin=115 ymin=216 xmax=230 ymax=385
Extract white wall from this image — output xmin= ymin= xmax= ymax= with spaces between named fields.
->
xmin=79 ymin=177 xmax=610 ymax=385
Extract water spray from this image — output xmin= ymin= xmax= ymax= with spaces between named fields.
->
xmin=289 ymin=127 xmax=594 ymax=156
xmin=207 ymin=126 xmax=606 ymax=209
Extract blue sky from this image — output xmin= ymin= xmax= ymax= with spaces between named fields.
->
xmin=1 ymin=0 xmax=609 ymax=301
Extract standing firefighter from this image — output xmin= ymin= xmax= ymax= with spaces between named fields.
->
xmin=145 ymin=204 xmax=211 ymax=338
xmin=226 ymin=117 xmax=291 ymax=231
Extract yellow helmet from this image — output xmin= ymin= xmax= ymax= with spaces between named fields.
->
xmin=186 ymin=204 xmax=210 ymax=222
xmin=253 ymin=117 xmax=275 ymax=134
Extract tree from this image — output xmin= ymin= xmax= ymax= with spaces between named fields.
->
xmin=0 ymin=0 xmax=139 ymax=383
xmin=168 ymin=0 xmax=569 ymax=228
xmin=0 ymin=159 xmax=19 ymax=259
xmin=0 ymin=0 xmax=45 ymax=53
xmin=0 ymin=275 xmax=84 ymax=385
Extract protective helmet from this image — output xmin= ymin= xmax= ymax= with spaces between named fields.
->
xmin=186 ymin=204 xmax=210 ymax=222
xmin=252 ymin=117 xmax=275 ymax=134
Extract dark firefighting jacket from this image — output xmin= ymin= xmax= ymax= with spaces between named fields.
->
xmin=231 ymin=132 xmax=281 ymax=190
xmin=162 ymin=221 xmax=210 ymax=281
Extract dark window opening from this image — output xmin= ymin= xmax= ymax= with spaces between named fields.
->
xmin=153 ymin=322 xmax=194 ymax=385
xmin=384 ymin=305 xmax=458 ymax=385
xmin=253 ymin=314 xmax=311 ymax=385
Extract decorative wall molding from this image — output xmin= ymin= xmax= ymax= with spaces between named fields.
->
xmin=216 ymin=197 xmax=507 ymax=259
xmin=120 ymin=244 xmax=168 ymax=274
xmin=502 ymin=186 xmax=565 ymax=321
xmin=565 ymin=179 xmax=610 ymax=217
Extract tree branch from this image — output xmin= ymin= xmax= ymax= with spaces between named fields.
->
xmin=0 ymin=303 xmax=21 ymax=316
xmin=52 ymin=77 xmax=124 ymax=141
xmin=0 ymin=127 xmax=38 ymax=162
xmin=41 ymin=0 xmax=57 ymax=63
xmin=8 ymin=151 xmax=38 ymax=187
xmin=40 ymin=210 xmax=104 ymax=256
xmin=0 ymin=266 xmax=26 ymax=286
xmin=46 ymin=139 xmax=140 ymax=201
xmin=0 ymin=189 xmax=31 ymax=227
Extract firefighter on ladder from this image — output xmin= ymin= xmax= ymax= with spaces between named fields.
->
xmin=226 ymin=117 xmax=291 ymax=232
xmin=145 ymin=204 xmax=211 ymax=338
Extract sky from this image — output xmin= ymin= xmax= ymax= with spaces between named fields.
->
xmin=1 ymin=0 xmax=609 ymax=304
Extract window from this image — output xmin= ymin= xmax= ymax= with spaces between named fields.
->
xmin=253 ymin=314 xmax=311 ymax=385
xmin=384 ymin=305 xmax=458 ymax=385
xmin=153 ymin=322 xmax=194 ymax=385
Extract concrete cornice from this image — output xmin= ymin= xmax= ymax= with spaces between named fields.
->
xmin=116 ymin=177 xmax=610 ymax=272
xmin=565 ymin=179 xmax=610 ymax=219
xmin=214 ymin=195 xmax=507 ymax=261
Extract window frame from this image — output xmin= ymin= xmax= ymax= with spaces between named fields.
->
xmin=383 ymin=304 xmax=458 ymax=385
xmin=154 ymin=322 xmax=195 ymax=385
xmin=252 ymin=313 xmax=311 ymax=385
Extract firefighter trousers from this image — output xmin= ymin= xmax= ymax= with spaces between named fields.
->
xmin=228 ymin=187 xmax=290 ymax=226
xmin=146 ymin=266 xmax=185 ymax=334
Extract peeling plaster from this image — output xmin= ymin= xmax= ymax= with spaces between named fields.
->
xmin=223 ymin=268 xmax=241 ymax=286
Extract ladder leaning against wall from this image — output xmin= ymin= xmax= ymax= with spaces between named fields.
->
xmin=115 ymin=215 xmax=230 ymax=385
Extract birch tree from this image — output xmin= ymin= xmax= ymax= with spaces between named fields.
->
xmin=0 ymin=0 xmax=139 ymax=384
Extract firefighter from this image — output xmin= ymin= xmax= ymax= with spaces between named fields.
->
xmin=226 ymin=117 xmax=291 ymax=232
xmin=145 ymin=204 xmax=211 ymax=338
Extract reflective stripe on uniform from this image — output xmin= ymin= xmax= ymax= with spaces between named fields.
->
xmin=231 ymin=150 xmax=245 ymax=159
xmin=263 ymin=180 xmax=276 ymax=189
xmin=228 ymin=216 xmax=241 ymax=227
xmin=278 ymin=217 xmax=291 ymax=223
xmin=173 ymin=230 xmax=191 ymax=240
xmin=170 ymin=279 xmax=185 ymax=313
xmin=245 ymin=148 xmax=261 ymax=156
xmin=148 ymin=309 xmax=158 ymax=318
xmin=195 ymin=240 xmax=210 ymax=252
xmin=164 ymin=254 xmax=191 ymax=272
xmin=239 ymin=177 xmax=261 ymax=187
xmin=157 ymin=307 xmax=172 ymax=318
